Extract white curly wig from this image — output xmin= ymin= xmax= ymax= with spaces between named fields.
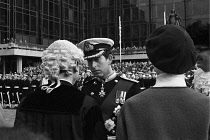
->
xmin=41 ymin=40 xmax=84 ymax=80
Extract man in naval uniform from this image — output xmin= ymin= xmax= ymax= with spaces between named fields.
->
xmin=78 ymin=38 xmax=141 ymax=138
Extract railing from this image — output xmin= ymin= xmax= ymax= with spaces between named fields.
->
xmin=0 ymin=42 xmax=48 ymax=51
xmin=112 ymin=48 xmax=146 ymax=55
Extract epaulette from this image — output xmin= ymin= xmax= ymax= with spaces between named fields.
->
xmin=120 ymin=76 xmax=139 ymax=83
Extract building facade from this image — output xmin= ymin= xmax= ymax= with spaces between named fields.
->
xmin=80 ymin=0 xmax=209 ymax=49
xmin=0 ymin=0 xmax=209 ymax=74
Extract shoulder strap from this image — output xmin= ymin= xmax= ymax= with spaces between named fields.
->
xmin=100 ymin=79 xmax=134 ymax=121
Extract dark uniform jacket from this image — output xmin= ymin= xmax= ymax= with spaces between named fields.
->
xmin=81 ymin=74 xmax=141 ymax=136
xmin=14 ymin=80 xmax=106 ymax=140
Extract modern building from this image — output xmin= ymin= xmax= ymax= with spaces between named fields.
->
xmin=0 ymin=0 xmax=209 ymax=74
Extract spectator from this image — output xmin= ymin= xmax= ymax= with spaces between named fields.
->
xmin=186 ymin=20 xmax=210 ymax=96
xmin=116 ymin=25 xmax=210 ymax=140
xmin=14 ymin=40 xmax=106 ymax=140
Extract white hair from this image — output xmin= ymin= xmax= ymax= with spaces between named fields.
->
xmin=41 ymin=40 xmax=84 ymax=80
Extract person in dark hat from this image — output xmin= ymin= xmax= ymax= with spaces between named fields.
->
xmin=14 ymin=40 xmax=106 ymax=140
xmin=78 ymin=38 xmax=141 ymax=138
xmin=186 ymin=20 xmax=210 ymax=96
xmin=116 ymin=25 xmax=210 ymax=140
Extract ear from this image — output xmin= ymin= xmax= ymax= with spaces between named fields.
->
xmin=108 ymin=54 xmax=113 ymax=65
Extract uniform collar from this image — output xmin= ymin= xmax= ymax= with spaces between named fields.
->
xmin=105 ymin=71 xmax=117 ymax=82
xmin=60 ymin=79 xmax=73 ymax=86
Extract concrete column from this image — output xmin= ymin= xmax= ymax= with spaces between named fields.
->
xmin=16 ymin=56 xmax=22 ymax=73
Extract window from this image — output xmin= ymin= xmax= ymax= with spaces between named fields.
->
xmin=30 ymin=16 xmax=36 ymax=32
xmin=94 ymin=0 xmax=99 ymax=8
xmin=166 ymin=3 xmax=173 ymax=15
xmin=140 ymin=6 xmax=149 ymax=21
xmin=30 ymin=0 xmax=36 ymax=11
xmin=95 ymin=27 xmax=100 ymax=37
xmin=132 ymin=24 xmax=139 ymax=37
xmin=74 ymin=11 xmax=78 ymax=23
xmin=49 ymin=2 xmax=54 ymax=16
xmin=101 ymin=10 xmax=107 ymax=23
xmin=102 ymin=27 xmax=107 ymax=37
xmin=30 ymin=36 xmax=37 ymax=44
xmin=69 ymin=9 xmax=73 ymax=22
xmin=123 ymin=0 xmax=130 ymax=5
xmin=54 ymin=22 xmax=59 ymax=36
xmin=74 ymin=0 xmax=78 ymax=7
xmin=65 ymin=25 xmax=69 ymax=38
xmin=0 ymin=9 xmax=7 ymax=26
xmin=109 ymin=0 xmax=114 ymax=6
xmin=100 ymin=0 xmax=108 ymax=7
xmin=16 ymin=0 xmax=22 ymax=7
xmin=109 ymin=27 xmax=115 ymax=39
xmin=139 ymin=24 xmax=146 ymax=38
xmin=156 ymin=4 xmax=164 ymax=18
xmin=23 ymin=0 xmax=29 ymax=9
xmin=54 ymin=4 xmax=59 ymax=18
xmin=123 ymin=25 xmax=130 ymax=38
xmin=65 ymin=7 xmax=69 ymax=20
xmin=124 ymin=9 xmax=130 ymax=21
xmin=132 ymin=8 xmax=138 ymax=21
xmin=43 ymin=0 xmax=48 ymax=15
xmin=43 ymin=19 xmax=48 ymax=34
xmin=63 ymin=0 xmax=68 ymax=4
xmin=49 ymin=21 xmax=53 ymax=38
xmin=23 ymin=14 xmax=29 ymax=30
xmin=70 ymin=26 xmax=73 ymax=38
xmin=93 ymin=10 xmax=100 ymax=24
xmin=192 ymin=1 xmax=202 ymax=15
xmin=109 ymin=10 xmax=114 ymax=22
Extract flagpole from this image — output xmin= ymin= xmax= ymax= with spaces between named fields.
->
xmin=164 ymin=11 xmax=166 ymax=25
xmin=119 ymin=16 xmax=122 ymax=65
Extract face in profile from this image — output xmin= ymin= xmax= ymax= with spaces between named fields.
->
xmin=73 ymin=66 xmax=80 ymax=82
xmin=196 ymin=45 xmax=210 ymax=72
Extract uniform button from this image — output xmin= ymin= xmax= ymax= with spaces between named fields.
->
xmin=91 ymin=92 xmax=94 ymax=95
xmin=114 ymin=80 xmax=118 ymax=83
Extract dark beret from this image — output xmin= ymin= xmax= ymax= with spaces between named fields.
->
xmin=145 ymin=25 xmax=196 ymax=74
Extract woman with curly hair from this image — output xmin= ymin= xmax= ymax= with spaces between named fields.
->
xmin=14 ymin=40 xmax=106 ymax=140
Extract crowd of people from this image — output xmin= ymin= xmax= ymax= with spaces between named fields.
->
xmin=0 ymin=61 xmax=158 ymax=108
xmin=0 ymin=20 xmax=209 ymax=140
xmin=0 ymin=60 xmax=195 ymax=109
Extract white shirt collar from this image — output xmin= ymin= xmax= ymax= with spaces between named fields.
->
xmin=153 ymin=73 xmax=187 ymax=87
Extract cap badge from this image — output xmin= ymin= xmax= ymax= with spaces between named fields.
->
xmin=84 ymin=41 xmax=94 ymax=52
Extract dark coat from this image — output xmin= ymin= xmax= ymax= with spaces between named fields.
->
xmin=116 ymin=87 xmax=210 ymax=140
xmin=14 ymin=80 xmax=106 ymax=140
